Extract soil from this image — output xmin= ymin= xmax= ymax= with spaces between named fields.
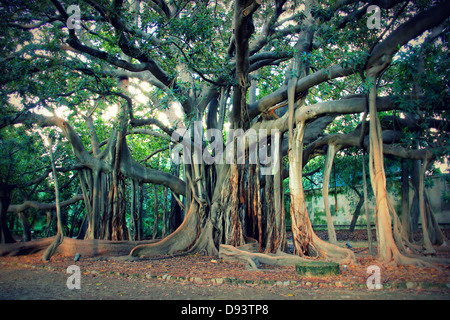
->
xmin=0 ymin=230 xmax=449 ymax=301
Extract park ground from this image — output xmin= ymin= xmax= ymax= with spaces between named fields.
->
xmin=0 ymin=230 xmax=449 ymax=300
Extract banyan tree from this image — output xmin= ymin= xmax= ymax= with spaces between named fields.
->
xmin=0 ymin=0 xmax=449 ymax=267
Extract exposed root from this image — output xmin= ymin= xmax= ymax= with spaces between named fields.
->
xmin=0 ymin=237 xmax=156 ymax=257
xmin=311 ymin=234 xmax=356 ymax=265
xmin=219 ymin=237 xmax=356 ymax=268
xmin=130 ymin=200 xmax=200 ymax=257
xmin=219 ymin=244 xmax=309 ymax=267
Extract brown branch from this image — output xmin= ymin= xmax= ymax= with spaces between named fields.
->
xmin=366 ymin=0 xmax=450 ymax=71
xmin=248 ymin=64 xmax=354 ymax=119
xmin=7 ymin=194 xmax=84 ymax=214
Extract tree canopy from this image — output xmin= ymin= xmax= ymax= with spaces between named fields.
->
xmin=1 ymin=0 xmax=449 ymax=266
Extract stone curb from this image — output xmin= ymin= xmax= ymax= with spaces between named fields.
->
xmin=2 ymin=261 xmax=449 ymax=290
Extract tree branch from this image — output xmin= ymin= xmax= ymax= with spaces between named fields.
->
xmin=7 ymin=194 xmax=84 ymax=214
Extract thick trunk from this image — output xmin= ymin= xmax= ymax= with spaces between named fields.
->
xmin=366 ymin=76 xmax=433 ymax=267
xmin=368 ymin=77 xmax=398 ymax=263
xmin=288 ymin=121 xmax=355 ymax=263
xmin=130 ymin=179 xmax=137 ymax=240
xmin=418 ymin=159 xmax=447 ymax=248
xmin=130 ymin=198 xmax=201 ymax=257
xmin=110 ymin=172 xmax=128 ymax=241
xmin=288 ymin=121 xmax=318 ymax=256
xmin=222 ymin=163 xmax=245 ymax=247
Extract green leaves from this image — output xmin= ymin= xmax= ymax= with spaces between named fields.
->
xmin=339 ymin=50 xmax=369 ymax=71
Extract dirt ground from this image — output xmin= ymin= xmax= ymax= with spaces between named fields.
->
xmin=0 ymin=230 xmax=449 ymax=301
xmin=0 ymin=263 xmax=449 ymax=301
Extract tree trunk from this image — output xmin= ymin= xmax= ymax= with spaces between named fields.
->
xmin=130 ymin=179 xmax=137 ymax=240
xmin=362 ymin=151 xmax=375 ymax=256
xmin=137 ymin=182 xmax=144 ymax=240
xmin=418 ymin=157 xmax=435 ymax=254
xmin=18 ymin=211 xmax=31 ymax=242
xmin=288 ymin=121 xmax=354 ymax=263
xmin=221 ymin=163 xmax=245 ymax=247
xmin=368 ymin=76 xmax=399 ymax=263
xmin=130 ymin=198 xmax=202 ymax=257
xmin=366 ymin=75 xmax=432 ymax=266
xmin=162 ymin=187 xmax=168 ymax=238
xmin=42 ymin=138 xmax=64 ymax=262
xmin=348 ymin=190 xmax=364 ymax=233
xmin=289 ymin=120 xmax=318 ymax=256
xmin=265 ymin=134 xmax=286 ymax=253
xmin=168 ymin=163 xmax=183 ymax=233
xmin=424 ymin=190 xmax=447 ymax=245
xmin=152 ymin=184 xmax=159 ymax=240
xmin=130 ymin=179 xmax=143 ymax=241
xmin=322 ymin=143 xmax=338 ymax=244
xmin=410 ymin=141 xmax=421 ymax=232
xmin=401 ymin=159 xmax=412 ymax=241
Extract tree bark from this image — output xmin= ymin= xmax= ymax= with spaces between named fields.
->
xmin=418 ymin=156 xmax=434 ymax=254
xmin=162 ymin=187 xmax=168 ymax=237
xmin=42 ymin=138 xmax=64 ymax=262
xmin=366 ymin=74 xmax=433 ymax=267
xmin=219 ymin=244 xmax=309 ymax=267
xmin=265 ymin=133 xmax=286 ymax=253
xmin=362 ymin=150 xmax=375 ymax=256
xmin=130 ymin=198 xmax=201 ymax=257
xmin=18 ymin=211 xmax=31 ymax=242
xmin=322 ymin=143 xmax=338 ymax=244
xmin=288 ymin=121 xmax=354 ymax=263
xmin=152 ymin=184 xmax=159 ymax=240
